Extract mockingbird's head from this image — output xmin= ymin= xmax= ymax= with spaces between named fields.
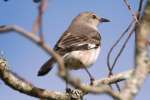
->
xmin=71 ymin=12 xmax=110 ymax=29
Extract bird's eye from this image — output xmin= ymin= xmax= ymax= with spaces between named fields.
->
xmin=92 ymin=15 xmax=97 ymax=19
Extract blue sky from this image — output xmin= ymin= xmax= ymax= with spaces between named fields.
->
xmin=0 ymin=0 xmax=150 ymax=100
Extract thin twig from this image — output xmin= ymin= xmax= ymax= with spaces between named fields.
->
xmin=123 ymin=0 xmax=139 ymax=23
xmin=107 ymin=20 xmax=135 ymax=91
xmin=107 ymin=21 xmax=134 ymax=75
xmin=137 ymin=0 xmax=144 ymax=19
xmin=109 ymin=25 xmax=135 ymax=75
xmin=38 ymin=0 xmax=48 ymax=42
xmin=33 ymin=0 xmax=48 ymax=42
xmin=94 ymin=70 xmax=133 ymax=85
xmin=112 ymin=26 xmax=135 ymax=92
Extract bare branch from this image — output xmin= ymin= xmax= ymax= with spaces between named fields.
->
xmin=0 ymin=57 xmax=69 ymax=100
xmin=0 ymin=53 xmax=126 ymax=99
xmin=95 ymin=70 xmax=133 ymax=85
xmin=123 ymin=0 xmax=139 ymax=23
xmin=107 ymin=20 xmax=134 ymax=76
xmin=107 ymin=20 xmax=135 ymax=91
xmin=32 ymin=0 xmax=48 ymax=42
xmin=120 ymin=1 xmax=150 ymax=100
xmin=137 ymin=0 xmax=144 ymax=19
xmin=0 ymin=25 xmax=66 ymax=76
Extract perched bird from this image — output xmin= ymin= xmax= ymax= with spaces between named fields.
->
xmin=37 ymin=12 xmax=110 ymax=84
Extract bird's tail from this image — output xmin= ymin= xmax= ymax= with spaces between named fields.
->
xmin=37 ymin=58 xmax=55 ymax=76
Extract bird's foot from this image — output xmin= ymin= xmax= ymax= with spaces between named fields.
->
xmin=90 ymin=77 xmax=95 ymax=85
xmin=66 ymin=87 xmax=72 ymax=93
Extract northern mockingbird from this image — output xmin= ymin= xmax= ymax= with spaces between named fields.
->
xmin=37 ymin=12 xmax=110 ymax=84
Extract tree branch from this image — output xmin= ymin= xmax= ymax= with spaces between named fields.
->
xmin=0 ymin=25 xmax=66 ymax=76
xmin=0 ymin=51 xmax=134 ymax=99
xmin=94 ymin=70 xmax=133 ymax=85
xmin=119 ymin=0 xmax=150 ymax=100
xmin=0 ymin=57 xmax=69 ymax=100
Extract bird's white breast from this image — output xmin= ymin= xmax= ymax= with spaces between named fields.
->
xmin=63 ymin=46 xmax=100 ymax=69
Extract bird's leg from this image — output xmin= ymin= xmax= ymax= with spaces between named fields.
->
xmin=65 ymin=67 xmax=71 ymax=93
xmin=84 ymin=67 xmax=95 ymax=85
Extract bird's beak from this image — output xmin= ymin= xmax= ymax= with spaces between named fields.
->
xmin=99 ymin=18 xmax=110 ymax=23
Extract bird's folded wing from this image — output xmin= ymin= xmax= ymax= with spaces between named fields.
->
xmin=54 ymin=30 xmax=101 ymax=55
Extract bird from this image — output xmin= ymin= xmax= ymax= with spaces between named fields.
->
xmin=37 ymin=12 xmax=110 ymax=85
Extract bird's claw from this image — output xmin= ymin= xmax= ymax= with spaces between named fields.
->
xmin=90 ymin=77 xmax=95 ymax=85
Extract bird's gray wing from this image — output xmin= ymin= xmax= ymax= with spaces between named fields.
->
xmin=54 ymin=30 xmax=101 ymax=56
